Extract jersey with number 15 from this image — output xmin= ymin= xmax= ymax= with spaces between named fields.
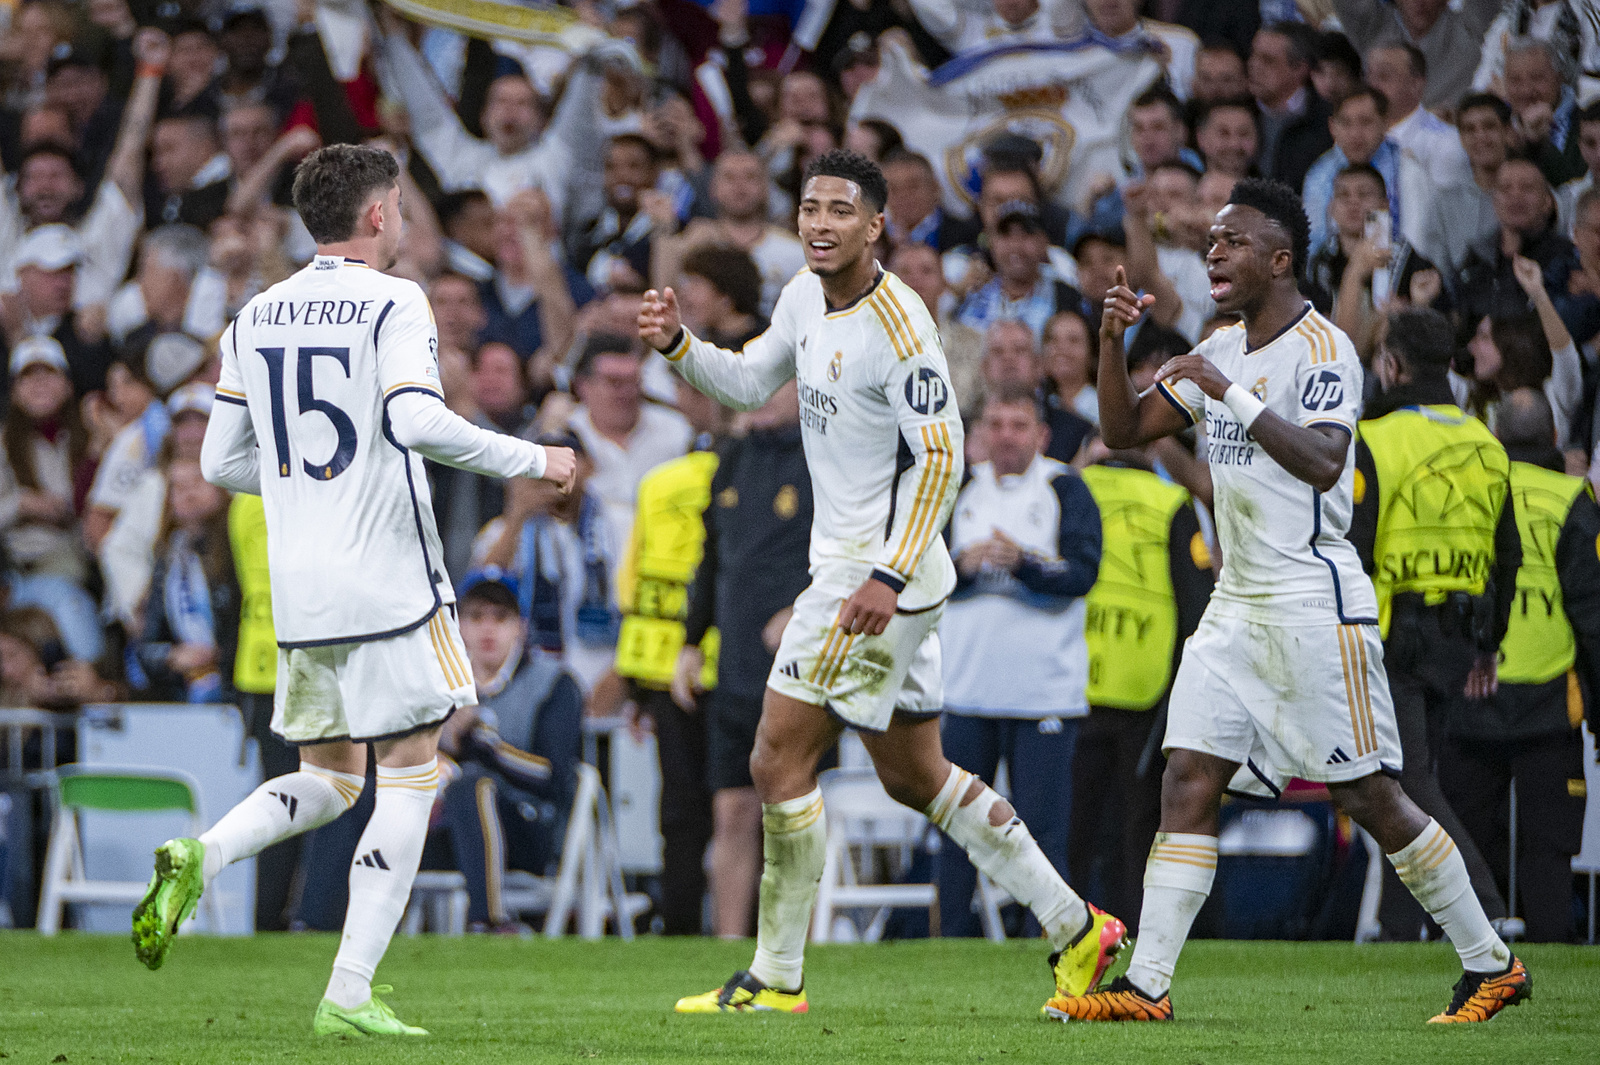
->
xmin=215 ymin=255 xmax=455 ymax=647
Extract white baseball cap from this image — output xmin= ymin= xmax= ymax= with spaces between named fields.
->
xmin=8 ymin=334 xmax=69 ymax=376
xmin=14 ymin=225 xmax=82 ymax=272
xmin=166 ymin=381 xmax=215 ymax=419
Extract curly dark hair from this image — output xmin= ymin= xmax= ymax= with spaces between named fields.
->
xmin=1226 ymin=177 xmax=1310 ymax=279
xmin=292 ymin=145 xmax=401 ymax=244
xmin=802 ymin=148 xmax=888 ymax=214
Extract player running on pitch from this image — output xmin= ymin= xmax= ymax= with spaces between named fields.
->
xmin=638 ymin=149 xmax=1123 ymax=1016
xmin=1048 ymin=178 xmax=1530 ymax=1024
xmin=131 ymin=144 xmax=576 ymax=1036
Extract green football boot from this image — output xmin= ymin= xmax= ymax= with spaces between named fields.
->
xmin=313 ymin=986 xmax=429 ymax=1037
xmin=131 ymin=837 xmax=206 ymax=970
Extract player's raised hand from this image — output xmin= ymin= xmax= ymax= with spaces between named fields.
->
xmin=1101 ymin=265 xmax=1155 ymax=344
xmin=639 ymin=287 xmax=682 ymax=352
xmin=1154 ymin=352 xmax=1233 ymax=401
xmin=541 ymin=445 xmax=579 ymax=494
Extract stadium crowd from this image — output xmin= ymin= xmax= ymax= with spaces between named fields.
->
xmin=0 ymin=0 xmax=1596 ymax=944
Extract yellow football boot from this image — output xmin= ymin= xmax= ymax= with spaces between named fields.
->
xmin=1047 ymin=904 xmax=1128 ymax=999
xmin=675 ymin=971 xmax=809 ymax=1014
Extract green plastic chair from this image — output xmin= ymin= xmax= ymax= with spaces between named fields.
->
xmin=36 ymin=764 xmax=220 ymax=935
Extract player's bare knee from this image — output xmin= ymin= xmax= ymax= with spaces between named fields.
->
xmin=987 ymin=799 xmax=1014 ymax=827
xmin=959 ymin=777 xmax=985 ymax=807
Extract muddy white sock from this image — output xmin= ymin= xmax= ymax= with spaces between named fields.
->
xmin=747 ymin=788 xmax=825 ymax=991
xmin=1124 ymin=833 xmax=1217 ymax=998
xmin=198 ymin=765 xmax=363 ymax=884
xmin=927 ymin=765 xmax=1088 ymax=950
xmin=1388 ymin=819 xmax=1510 ymax=973
xmin=326 ymin=760 xmax=438 ymax=1009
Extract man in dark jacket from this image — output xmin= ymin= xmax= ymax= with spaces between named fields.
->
xmin=1249 ymin=22 xmax=1333 ymax=196
xmin=672 ymin=381 xmax=812 ymax=939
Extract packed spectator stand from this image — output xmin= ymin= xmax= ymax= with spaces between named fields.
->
xmin=0 ymin=0 xmax=1597 ymax=945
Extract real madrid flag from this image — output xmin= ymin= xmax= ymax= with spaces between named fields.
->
xmin=850 ymin=37 xmax=1163 ymax=218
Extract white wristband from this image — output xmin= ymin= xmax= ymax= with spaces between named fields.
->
xmin=527 ymin=443 xmax=547 ymax=480
xmin=1222 ymin=383 xmax=1266 ymax=429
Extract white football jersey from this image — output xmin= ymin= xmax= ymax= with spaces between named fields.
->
xmin=215 ymin=256 xmax=457 ymax=645
xmin=1158 ymin=306 xmax=1378 ymax=627
xmin=666 ymin=268 xmax=963 ymax=610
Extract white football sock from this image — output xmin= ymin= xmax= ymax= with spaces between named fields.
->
xmin=748 ymin=787 xmax=825 ymax=991
xmin=326 ymin=759 xmax=438 ymax=1009
xmin=926 ymin=765 xmax=1088 ymax=950
xmin=1388 ymin=819 xmax=1510 ymax=973
xmin=198 ymin=764 xmax=364 ymax=884
xmin=1124 ymin=833 xmax=1217 ymax=998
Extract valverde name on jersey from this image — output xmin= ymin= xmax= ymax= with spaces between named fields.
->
xmin=249 ymin=299 xmax=379 ymax=328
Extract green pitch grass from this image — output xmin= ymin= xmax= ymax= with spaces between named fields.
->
xmin=1 ymin=934 xmax=1595 ymax=1063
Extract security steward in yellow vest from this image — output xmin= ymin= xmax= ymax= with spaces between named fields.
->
xmin=1069 ymin=446 xmax=1214 ymax=933
xmin=1349 ymin=308 xmax=1519 ymax=939
xmin=1439 ymin=389 xmax=1600 ymax=942
xmin=614 ymin=443 xmax=720 ymax=935
xmin=230 ymin=493 xmax=300 ymax=931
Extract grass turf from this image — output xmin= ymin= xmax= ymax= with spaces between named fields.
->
xmin=0 ymin=934 xmax=1594 ymax=1063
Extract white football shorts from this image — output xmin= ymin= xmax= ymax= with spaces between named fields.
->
xmin=272 ymin=605 xmax=477 ymax=745
xmin=766 ymin=565 xmax=944 ymax=733
xmin=1164 ymin=612 xmax=1403 ymax=790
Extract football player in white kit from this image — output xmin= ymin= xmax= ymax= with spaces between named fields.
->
xmin=1050 ymin=179 xmax=1529 ymax=1024
xmin=130 ymin=145 xmax=577 ymax=1036
xmin=639 ymin=150 xmax=1125 ymax=1017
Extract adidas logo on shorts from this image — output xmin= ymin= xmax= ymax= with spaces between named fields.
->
xmin=1325 ymin=747 xmax=1353 ymax=765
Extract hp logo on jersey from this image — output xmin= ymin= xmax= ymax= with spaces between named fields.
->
xmin=904 ymin=368 xmax=949 ymax=414
xmin=1301 ymin=370 xmax=1343 ymax=412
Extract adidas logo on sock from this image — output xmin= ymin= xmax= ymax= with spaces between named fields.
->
xmin=1325 ymin=747 xmax=1352 ymax=765
xmin=355 ymin=849 xmax=390 ymax=870
xmin=269 ymin=792 xmax=299 ymax=819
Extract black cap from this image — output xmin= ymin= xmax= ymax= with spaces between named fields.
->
xmin=1072 ymin=224 xmax=1127 ymax=257
xmin=995 ymin=199 xmax=1045 ymax=234
xmin=536 ymin=429 xmax=587 ymax=458
xmin=46 ymin=44 xmax=102 ymax=78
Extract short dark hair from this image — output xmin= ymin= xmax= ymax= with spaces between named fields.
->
xmin=1335 ymin=161 xmax=1388 ymax=196
xmin=574 ymin=333 xmax=640 ymax=379
xmin=608 ymin=133 xmax=659 ymax=166
xmin=1132 ymin=85 xmax=1186 ymax=125
xmin=1226 ymin=177 xmax=1311 ymax=278
xmin=982 ymin=158 xmax=1047 ymax=204
xmin=982 ymin=381 xmax=1045 ymax=422
xmin=1335 ymin=84 xmax=1389 ymax=119
xmin=1579 ymin=100 xmax=1600 ymax=127
xmin=1383 ymin=308 xmax=1454 ymax=377
xmin=460 ymin=577 xmax=519 ymax=613
xmin=1260 ymin=20 xmax=1318 ymax=69
xmin=881 ymin=147 xmax=936 ymax=177
xmin=802 ymin=148 xmax=888 ymax=214
xmin=1384 ymin=42 xmax=1427 ymax=79
xmin=1458 ymin=91 xmax=1513 ymax=125
xmin=853 ymin=118 xmax=903 ymax=159
xmin=681 ymin=244 xmax=763 ymax=318
xmin=1151 ymin=159 xmax=1203 ymax=184
xmin=1197 ymin=95 xmax=1261 ymax=134
xmin=1496 ymin=387 xmax=1557 ymax=448
xmin=436 ymin=189 xmax=491 ymax=232
xmin=292 ymin=145 xmax=401 ymax=244
xmin=1315 ymin=31 xmax=1361 ymax=79
xmin=157 ymin=112 xmax=219 ymax=145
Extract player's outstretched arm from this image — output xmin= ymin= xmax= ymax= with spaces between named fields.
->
xmin=388 ymin=390 xmax=575 ymax=491
xmin=1098 ymin=266 xmax=1192 ymax=448
xmin=639 ymin=287 xmax=796 ymax=411
xmin=1154 ymin=355 xmax=1350 ymax=493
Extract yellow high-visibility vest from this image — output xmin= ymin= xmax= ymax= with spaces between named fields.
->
xmin=229 ymin=494 xmax=276 ymax=694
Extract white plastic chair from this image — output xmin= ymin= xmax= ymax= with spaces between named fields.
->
xmin=811 ymin=767 xmax=940 ymax=942
xmin=36 ymin=763 xmax=224 ymax=935
xmin=403 ymin=763 xmax=649 ymax=938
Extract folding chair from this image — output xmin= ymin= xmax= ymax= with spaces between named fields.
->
xmin=811 ymin=767 xmax=940 ymax=942
xmin=36 ymin=764 xmax=223 ymax=935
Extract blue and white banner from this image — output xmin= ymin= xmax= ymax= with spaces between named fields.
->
xmin=850 ymin=37 xmax=1162 ymax=218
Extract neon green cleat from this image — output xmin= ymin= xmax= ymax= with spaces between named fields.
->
xmin=131 ymin=837 xmax=206 ymax=970
xmin=313 ymin=986 xmax=429 ymax=1036
xmin=1047 ymin=904 xmax=1129 ymax=1000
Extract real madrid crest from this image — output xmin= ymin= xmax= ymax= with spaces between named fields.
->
xmin=1250 ymin=377 xmax=1269 ymax=402
xmin=827 ymin=350 xmax=843 ymax=382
